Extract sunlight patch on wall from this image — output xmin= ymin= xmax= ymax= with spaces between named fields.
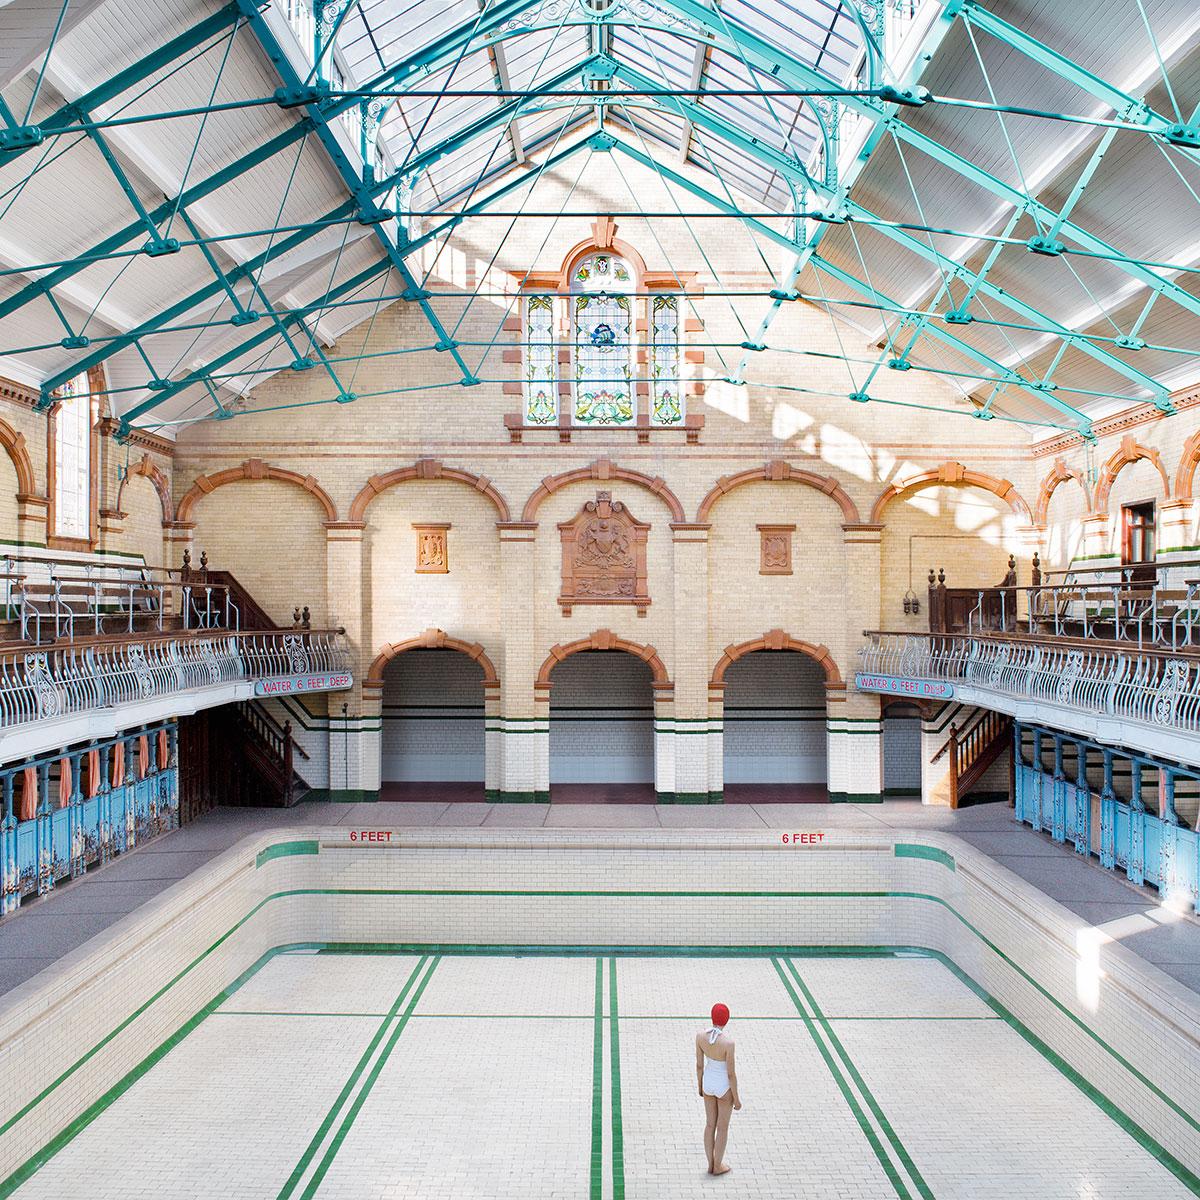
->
xmin=706 ymin=377 xmax=750 ymax=422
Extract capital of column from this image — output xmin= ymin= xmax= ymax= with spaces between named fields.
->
xmin=670 ymin=522 xmax=710 ymax=543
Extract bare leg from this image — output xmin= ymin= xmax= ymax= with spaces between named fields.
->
xmin=713 ymin=1093 xmax=734 ymax=1175
xmin=703 ymin=1095 xmax=717 ymax=1173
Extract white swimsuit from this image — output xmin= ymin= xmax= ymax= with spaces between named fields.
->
xmin=701 ymin=1027 xmax=730 ymax=1097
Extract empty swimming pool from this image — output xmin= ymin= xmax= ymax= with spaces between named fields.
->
xmin=0 ymin=830 xmax=1197 ymax=1199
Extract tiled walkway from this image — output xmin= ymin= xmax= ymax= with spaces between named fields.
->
xmin=1 ymin=798 xmax=1198 ymax=999
xmin=10 ymin=951 xmax=1194 ymax=1199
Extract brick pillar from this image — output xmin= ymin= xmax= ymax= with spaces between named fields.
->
xmin=1158 ymin=500 xmax=1195 ymax=555
xmin=669 ymin=522 xmax=715 ymax=801
xmin=826 ymin=688 xmax=882 ymax=800
xmin=921 ymin=702 xmax=956 ymax=806
xmin=497 ymin=522 xmax=547 ymax=801
xmin=325 ymin=521 xmax=376 ymax=795
xmin=1080 ymin=512 xmax=1111 ymax=560
xmin=15 ymin=494 xmax=49 ymax=548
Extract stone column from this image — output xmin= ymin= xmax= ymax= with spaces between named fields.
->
xmin=497 ymin=522 xmax=547 ymax=801
xmin=669 ymin=522 xmax=715 ymax=801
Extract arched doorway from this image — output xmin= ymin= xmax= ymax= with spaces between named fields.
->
xmin=547 ymin=650 xmax=655 ymax=801
xmin=721 ymin=650 xmax=828 ymax=801
xmin=379 ymin=648 xmax=486 ymax=800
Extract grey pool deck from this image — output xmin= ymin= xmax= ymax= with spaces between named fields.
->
xmin=1 ymin=798 xmax=1198 ymax=1000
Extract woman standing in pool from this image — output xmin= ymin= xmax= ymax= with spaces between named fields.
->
xmin=696 ymin=1002 xmax=740 ymax=1176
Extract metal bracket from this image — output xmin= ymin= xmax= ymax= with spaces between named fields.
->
xmin=0 ymin=125 xmax=44 ymax=151
xmin=1163 ymin=123 xmax=1200 ymax=148
xmin=1026 ymin=236 xmax=1065 ymax=256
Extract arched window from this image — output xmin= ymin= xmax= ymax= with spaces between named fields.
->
xmin=571 ymin=252 xmax=634 ymax=426
xmin=51 ymin=372 xmax=94 ymax=543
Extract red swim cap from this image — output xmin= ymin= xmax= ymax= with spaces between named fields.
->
xmin=711 ymin=1003 xmax=730 ymax=1027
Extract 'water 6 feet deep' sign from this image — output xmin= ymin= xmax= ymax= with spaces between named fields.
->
xmin=854 ymin=673 xmax=953 ymax=699
xmin=254 ymin=673 xmax=352 ymax=696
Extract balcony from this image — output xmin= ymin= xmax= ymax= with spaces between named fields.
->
xmin=1 ymin=627 xmax=352 ymax=764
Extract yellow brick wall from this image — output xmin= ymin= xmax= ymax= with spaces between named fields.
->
xmin=115 ymin=473 xmax=165 ymax=569
xmin=187 ymin=478 xmax=327 ymax=626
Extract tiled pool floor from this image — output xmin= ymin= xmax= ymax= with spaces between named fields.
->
xmin=9 ymin=953 xmax=1196 ymax=1199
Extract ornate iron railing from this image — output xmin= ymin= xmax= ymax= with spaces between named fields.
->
xmin=0 ymin=629 xmax=351 ymax=732
xmin=858 ymin=631 xmax=1200 ymax=735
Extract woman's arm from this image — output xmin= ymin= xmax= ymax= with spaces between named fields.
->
xmin=696 ymin=1037 xmax=705 ymax=1096
xmin=726 ymin=1042 xmax=741 ymax=1110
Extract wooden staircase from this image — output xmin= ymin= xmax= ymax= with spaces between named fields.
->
xmin=932 ymin=708 xmax=1012 ymax=809
xmin=179 ymin=701 xmax=311 ymax=811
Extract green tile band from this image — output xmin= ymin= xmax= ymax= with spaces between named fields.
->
xmin=609 ymin=957 xmax=626 ymax=1200
xmin=894 ymin=844 xmax=956 ymax=871
xmin=590 ymin=958 xmax=604 ymax=1200
xmin=255 ymin=840 xmax=319 ymax=868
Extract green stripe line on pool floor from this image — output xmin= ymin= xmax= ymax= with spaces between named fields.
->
xmin=591 ymin=958 xmax=605 ymax=1200
xmin=274 ymin=955 xmax=437 ymax=1200
xmin=784 ymin=958 xmax=935 ymax=1200
xmin=299 ymin=956 xmax=440 ymax=1200
xmin=609 ymin=958 xmax=626 ymax=1200
xmin=771 ymin=958 xmax=914 ymax=1200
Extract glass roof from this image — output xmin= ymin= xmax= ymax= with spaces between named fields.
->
xmin=333 ymin=0 xmax=868 ymax=214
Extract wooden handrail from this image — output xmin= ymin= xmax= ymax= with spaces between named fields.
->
xmin=865 ymin=628 xmax=1200 ymax=662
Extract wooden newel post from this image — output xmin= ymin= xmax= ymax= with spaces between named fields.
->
xmin=282 ymin=722 xmax=294 ymax=807
xmin=1031 ymin=552 xmax=1041 ymax=587
xmin=948 ymin=723 xmax=960 ymax=810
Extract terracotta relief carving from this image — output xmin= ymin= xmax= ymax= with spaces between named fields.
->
xmin=413 ymin=522 xmax=451 ymax=573
xmin=558 ymin=490 xmax=650 ymax=616
xmin=757 ymin=523 xmax=795 ymax=575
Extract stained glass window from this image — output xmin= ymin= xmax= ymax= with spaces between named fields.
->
xmin=54 ymin=373 xmax=92 ymax=540
xmin=649 ymin=294 xmax=683 ymax=425
xmin=571 ymin=253 xmax=634 ymax=426
xmin=523 ymin=294 xmax=558 ymax=425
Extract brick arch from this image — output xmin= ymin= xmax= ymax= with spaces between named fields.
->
xmin=366 ymin=628 xmax=499 ymax=687
xmin=869 ymin=461 xmax=1033 ymax=525
xmin=349 ymin=458 xmax=511 ymax=524
xmin=1093 ymin=434 xmax=1169 ymax=513
xmin=709 ymin=630 xmax=843 ymax=689
xmin=522 ymin=459 xmax=686 ymax=524
xmin=175 ymin=459 xmax=337 ymax=523
xmin=1175 ymin=429 xmax=1200 ymax=500
xmin=535 ymin=629 xmax=671 ymax=689
xmin=1033 ymin=457 xmax=1092 ymax=527
xmin=695 ymin=460 xmax=861 ymax=524
xmin=115 ymin=453 xmax=172 ymax=524
xmin=0 ymin=416 xmax=36 ymax=497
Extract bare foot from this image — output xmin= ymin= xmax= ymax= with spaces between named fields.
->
xmin=713 ymin=1164 xmax=732 ymax=1176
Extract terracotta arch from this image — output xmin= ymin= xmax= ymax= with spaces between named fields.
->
xmin=115 ymin=453 xmax=173 ymax=524
xmin=366 ymin=628 xmax=499 ymax=688
xmin=695 ymin=460 xmax=861 ymax=524
xmin=536 ymin=629 xmax=672 ymax=690
xmin=1092 ymin=435 xmax=1170 ymax=513
xmin=175 ymin=459 xmax=337 ymax=523
xmin=522 ymin=458 xmax=686 ymax=524
xmin=1174 ymin=429 xmax=1200 ymax=500
xmin=1033 ymin=457 xmax=1092 ymax=527
xmin=0 ymin=416 xmax=37 ymax=497
xmin=710 ymin=629 xmax=843 ymax=690
xmin=349 ymin=458 xmax=511 ymax=524
xmin=869 ymin=461 xmax=1033 ymax=525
